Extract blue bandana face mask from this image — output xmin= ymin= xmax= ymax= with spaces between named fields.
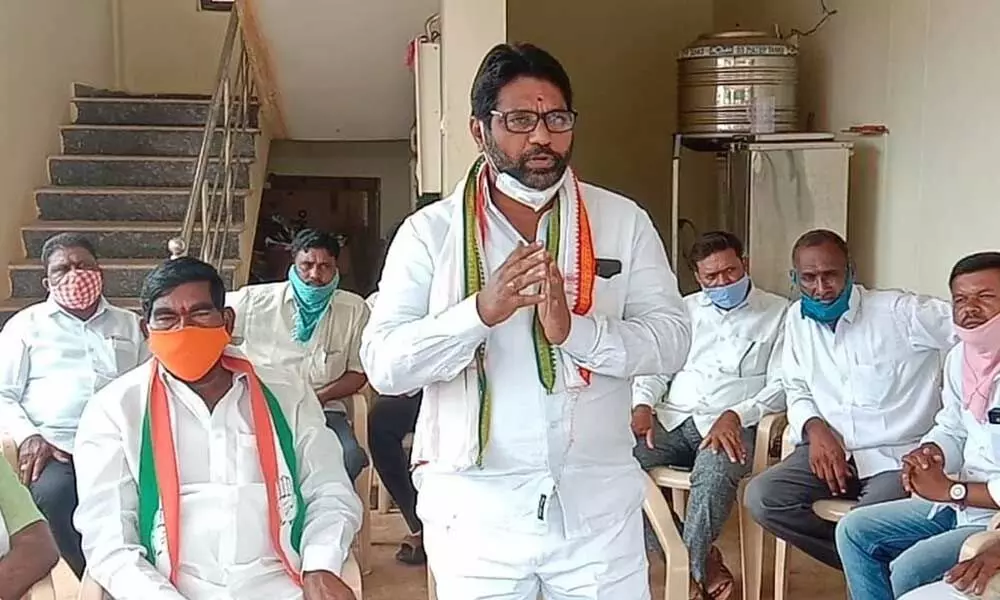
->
xmin=288 ymin=265 xmax=339 ymax=342
xmin=797 ymin=271 xmax=854 ymax=325
xmin=704 ymin=275 xmax=751 ymax=311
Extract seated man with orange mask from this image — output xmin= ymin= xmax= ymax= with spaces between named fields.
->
xmin=73 ymin=257 xmax=362 ymax=600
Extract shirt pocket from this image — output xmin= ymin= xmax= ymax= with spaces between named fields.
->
xmin=95 ymin=336 xmax=134 ymax=377
xmin=849 ymin=359 xmax=897 ymax=408
xmin=236 ymin=433 xmax=264 ymax=484
xmin=309 ymin=349 xmax=347 ymax=388
xmin=719 ymin=335 xmax=771 ymax=378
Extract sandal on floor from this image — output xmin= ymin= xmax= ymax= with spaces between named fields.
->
xmin=705 ymin=546 xmax=735 ymax=600
xmin=394 ymin=539 xmax=427 ymax=565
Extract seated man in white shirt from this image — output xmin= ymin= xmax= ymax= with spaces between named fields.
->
xmin=0 ymin=232 xmax=146 ymax=578
xmin=0 ymin=457 xmax=59 ymax=598
xmin=837 ymin=252 xmax=1000 ymax=599
xmin=632 ymin=231 xmax=787 ymax=600
xmin=73 ymin=257 xmax=363 ymax=600
xmin=745 ymin=229 xmax=956 ymax=571
xmin=228 ymin=229 xmax=370 ymax=481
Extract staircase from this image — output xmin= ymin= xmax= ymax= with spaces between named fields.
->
xmin=0 ymin=83 xmax=260 ymax=326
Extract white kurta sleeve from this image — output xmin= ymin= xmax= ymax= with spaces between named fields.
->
xmin=73 ymin=395 xmax=186 ymax=600
xmin=783 ymin=314 xmax=823 ymax=441
xmin=894 ymin=293 xmax=957 ymax=351
xmin=631 ymin=375 xmax=670 ymax=409
xmin=360 ymin=218 xmax=489 ymax=395
xmin=558 ymin=209 xmax=691 ymax=379
xmin=294 ymin=389 xmax=364 ymax=575
xmin=0 ymin=318 xmax=38 ymax=446
xmin=920 ymin=350 xmax=967 ymax=474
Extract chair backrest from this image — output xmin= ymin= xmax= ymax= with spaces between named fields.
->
xmin=76 ymin=574 xmax=107 ymax=600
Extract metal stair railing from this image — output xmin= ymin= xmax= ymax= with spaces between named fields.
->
xmin=168 ymin=9 xmax=255 ymax=270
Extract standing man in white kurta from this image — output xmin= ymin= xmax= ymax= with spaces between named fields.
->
xmin=74 ymin=258 xmax=362 ymax=600
xmin=361 ymin=43 xmax=691 ymax=600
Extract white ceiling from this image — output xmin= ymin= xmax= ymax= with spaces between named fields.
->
xmin=253 ymin=0 xmax=439 ymax=141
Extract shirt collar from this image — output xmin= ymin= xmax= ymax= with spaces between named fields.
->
xmin=840 ymin=284 xmax=863 ymax=324
xmin=44 ymin=295 xmax=109 ymax=321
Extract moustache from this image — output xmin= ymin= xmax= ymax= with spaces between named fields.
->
xmin=519 ymin=148 xmax=563 ymax=167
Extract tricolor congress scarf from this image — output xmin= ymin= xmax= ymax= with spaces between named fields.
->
xmin=138 ymin=355 xmax=306 ymax=586
xmin=462 ymin=156 xmax=596 ymax=464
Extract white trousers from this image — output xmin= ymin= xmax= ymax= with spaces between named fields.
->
xmin=424 ymin=501 xmax=649 ymax=600
xmin=900 ymin=580 xmax=997 ymax=600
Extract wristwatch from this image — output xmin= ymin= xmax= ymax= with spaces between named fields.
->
xmin=949 ymin=482 xmax=968 ymax=504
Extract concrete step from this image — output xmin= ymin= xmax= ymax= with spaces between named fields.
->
xmin=72 ymin=83 xmax=211 ymax=101
xmin=0 ymin=296 xmax=141 ymax=328
xmin=35 ymin=187 xmax=247 ymax=223
xmin=72 ymin=97 xmax=259 ymax=127
xmin=22 ymin=221 xmax=242 ymax=260
xmin=61 ymin=125 xmax=257 ymax=157
xmin=48 ymin=155 xmax=252 ymax=188
xmin=10 ymin=259 xmax=237 ymax=298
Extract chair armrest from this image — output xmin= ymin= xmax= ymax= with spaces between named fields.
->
xmin=753 ymin=412 xmax=787 ymax=474
xmin=642 ymin=473 xmax=689 ymax=584
xmin=779 ymin=424 xmax=794 ymax=460
xmin=28 ymin=574 xmax=56 ymax=600
xmin=77 ymin=572 xmax=109 ymax=600
xmin=343 ymin=551 xmax=363 ymax=598
xmin=2 ymin=434 xmax=18 ymax=470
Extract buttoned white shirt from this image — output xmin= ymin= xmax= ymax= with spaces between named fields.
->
xmin=784 ymin=285 xmax=956 ymax=478
xmin=923 ymin=343 xmax=1000 ymax=526
xmin=0 ymin=298 xmax=147 ymax=452
xmin=632 ymin=287 xmax=789 ymax=435
xmin=73 ymin=356 xmax=363 ymax=600
xmin=227 ymin=282 xmax=370 ymax=412
xmin=361 ymin=180 xmax=691 ymax=538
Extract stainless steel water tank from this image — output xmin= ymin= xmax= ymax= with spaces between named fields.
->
xmin=678 ymin=31 xmax=799 ymax=135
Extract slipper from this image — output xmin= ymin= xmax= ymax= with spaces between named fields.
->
xmin=394 ymin=539 xmax=427 ymax=565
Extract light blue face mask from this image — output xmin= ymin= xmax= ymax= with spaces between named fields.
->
xmin=704 ymin=275 xmax=752 ymax=311
xmin=288 ymin=264 xmax=339 ymax=343
xmin=796 ymin=271 xmax=854 ymax=325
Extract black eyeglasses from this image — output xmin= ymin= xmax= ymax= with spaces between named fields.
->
xmin=490 ymin=109 xmax=577 ymax=134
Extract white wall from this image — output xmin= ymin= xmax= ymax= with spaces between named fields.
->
xmin=119 ymin=0 xmax=229 ymax=94
xmin=716 ymin=0 xmax=1000 ymax=297
xmin=440 ymin=0 xmax=507 ymax=191
xmin=266 ymin=140 xmax=412 ymax=236
xmin=0 ymin=0 xmax=116 ymax=296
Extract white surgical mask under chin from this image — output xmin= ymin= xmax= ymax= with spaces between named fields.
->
xmin=485 ymin=153 xmax=567 ymax=212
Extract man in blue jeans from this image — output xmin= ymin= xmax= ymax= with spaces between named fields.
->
xmin=836 ymin=251 xmax=1000 ymax=599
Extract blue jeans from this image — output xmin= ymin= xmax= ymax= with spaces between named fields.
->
xmin=835 ymin=497 xmax=984 ymax=599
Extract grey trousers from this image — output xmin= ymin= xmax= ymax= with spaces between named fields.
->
xmin=633 ymin=417 xmax=756 ymax=583
xmin=744 ymin=443 xmax=907 ymax=569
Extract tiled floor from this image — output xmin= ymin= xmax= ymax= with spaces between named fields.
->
xmin=51 ymin=512 xmax=848 ymax=599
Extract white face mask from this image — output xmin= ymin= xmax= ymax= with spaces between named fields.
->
xmin=480 ymin=126 xmax=567 ymax=212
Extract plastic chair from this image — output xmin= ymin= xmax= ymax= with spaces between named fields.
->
xmin=645 ymin=412 xmax=787 ymax=600
xmin=1 ymin=434 xmax=59 ymax=600
xmin=772 ymin=426 xmax=857 ymax=600
xmin=346 ymin=389 xmax=373 ymax=575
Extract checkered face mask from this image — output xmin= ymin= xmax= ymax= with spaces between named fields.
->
xmin=50 ymin=268 xmax=103 ymax=310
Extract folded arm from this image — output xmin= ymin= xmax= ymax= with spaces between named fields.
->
xmin=922 ymin=352 xmax=968 ymax=474
xmin=295 ymin=390 xmax=364 ymax=576
xmin=558 ymin=210 xmax=690 ymax=379
xmin=73 ymin=399 xmax=186 ymax=600
xmin=360 ymin=218 xmax=489 ymax=395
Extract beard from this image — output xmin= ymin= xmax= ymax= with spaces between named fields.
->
xmin=482 ymin=130 xmax=573 ymax=190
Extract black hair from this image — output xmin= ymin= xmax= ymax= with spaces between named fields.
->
xmin=949 ymin=251 xmax=1000 ymax=286
xmin=41 ymin=232 xmax=97 ymax=268
xmin=290 ymin=228 xmax=340 ymax=259
xmin=688 ymin=231 xmax=744 ymax=270
xmin=792 ymin=229 xmax=850 ymax=262
xmin=470 ymin=43 xmax=573 ymax=121
xmin=140 ymin=257 xmax=226 ymax=319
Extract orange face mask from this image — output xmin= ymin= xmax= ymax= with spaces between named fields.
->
xmin=147 ymin=326 xmax=232 ymax=382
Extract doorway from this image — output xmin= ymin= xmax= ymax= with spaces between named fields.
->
xmin=250 ymin=174 xmax=381 ymax=296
